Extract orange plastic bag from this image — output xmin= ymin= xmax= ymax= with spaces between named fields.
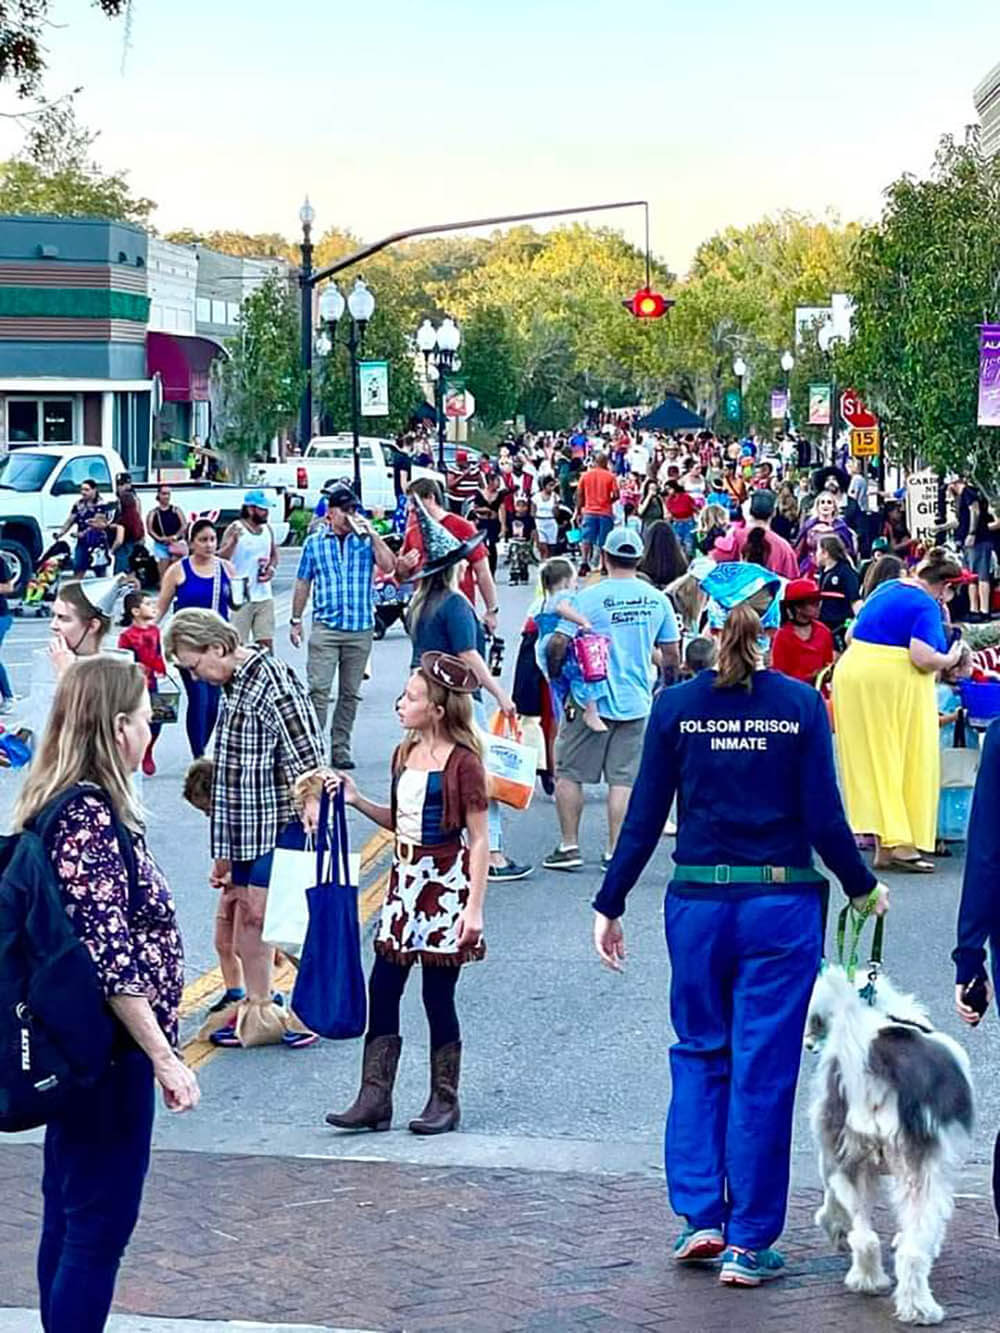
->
xmin=482 ymin=712 xmax=535 ymax=810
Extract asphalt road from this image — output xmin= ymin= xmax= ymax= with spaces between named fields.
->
xmin=1 ymin=551 xmax=995 ymax=1188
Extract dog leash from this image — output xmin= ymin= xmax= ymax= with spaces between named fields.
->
xmin=835 ymin=885 xmax=884 ymax=1002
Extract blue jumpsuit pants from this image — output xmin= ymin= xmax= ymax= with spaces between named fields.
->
xmin=664 ymin=888 xmax=822 ymax=1251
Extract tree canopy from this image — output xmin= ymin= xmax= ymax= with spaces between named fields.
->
xmin=0 ymin=1 xmax=127 ymax=99
xmin=0 ymin=98 xmax=154 ymax=223
xmin=212 ymin=272 xmax=304 ymax=474
xmin=838 ymin=132 xmax=1000 ymax=480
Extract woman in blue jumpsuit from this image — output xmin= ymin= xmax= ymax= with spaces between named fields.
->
xmin=594 ymin=600 xmax=888 ymax=1287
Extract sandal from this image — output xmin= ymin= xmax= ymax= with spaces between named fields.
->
xmin=282 ymin=1030 xmax=318 ymax=1049
xmin=886 ymin=856 xmax=934 ymax=874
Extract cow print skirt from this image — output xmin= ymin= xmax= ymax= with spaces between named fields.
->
xmin=374 ymin=844 xmax=486 ymax=966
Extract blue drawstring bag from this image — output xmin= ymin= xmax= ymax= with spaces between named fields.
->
xmin=291 ymin=788 xmax=367 ymax=1039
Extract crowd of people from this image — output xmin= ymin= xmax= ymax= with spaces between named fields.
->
xmin=11 ymin=408 xmax=1000 ymax=1327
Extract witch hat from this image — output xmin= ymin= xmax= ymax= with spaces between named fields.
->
xmin=59 ymin=572 xmax=132 ymax=620
xmin=410 ymin=494 xmax=484 ymax=579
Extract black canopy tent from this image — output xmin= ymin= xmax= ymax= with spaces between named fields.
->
xmin=636 ymin=395 xmax=706 ymax=432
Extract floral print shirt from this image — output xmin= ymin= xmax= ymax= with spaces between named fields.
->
xmin=49 ymin=792 xmax=184 ymax=1047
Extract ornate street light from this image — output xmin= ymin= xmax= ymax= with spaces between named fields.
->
xmin=320 ymin=278 xmax=376 ymax=501
xmin=417 ymin=317 xmax=462 ymax=470
xmin=732 ymin=356 xmax=747 ymax=436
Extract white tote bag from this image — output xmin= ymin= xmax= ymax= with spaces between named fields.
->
xmin=263 ymin=835 xmax=361 ymax=956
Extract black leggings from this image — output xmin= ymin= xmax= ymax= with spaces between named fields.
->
xmin=367 ymin=955 xmax=461 ymax=1048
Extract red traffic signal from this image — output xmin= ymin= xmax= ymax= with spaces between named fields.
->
xmin=623 ymin=287 xmax=672 ymax=319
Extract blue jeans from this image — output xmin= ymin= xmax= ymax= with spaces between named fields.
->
xmin=664 ymin=889 xmax=822 ymax=1250
xmin=0 ymin=611 xmax=14 ymax=699
xmin=180 ymin=667 xmax=221 ymax=759
xmin=114 ymin=540 xmax=137 ymax=575
xmin=38 ymin=1048 xmax=154 ymax=1332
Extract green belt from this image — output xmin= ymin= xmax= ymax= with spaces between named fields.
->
xmin=672 ymin=864 xmax=826 ymax=886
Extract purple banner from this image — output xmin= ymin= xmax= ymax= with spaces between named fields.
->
xmin=979 ymin=323 xmax=1000 ymax=427
xmin=770 ymin=389 xmax=788 ymax=421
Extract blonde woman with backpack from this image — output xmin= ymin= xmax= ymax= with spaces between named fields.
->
xmin=13 ymin=655 xmax=198 ymax=1330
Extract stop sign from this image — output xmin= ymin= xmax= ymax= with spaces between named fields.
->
xmin=840 ymin=389 xmax=877 ymax=429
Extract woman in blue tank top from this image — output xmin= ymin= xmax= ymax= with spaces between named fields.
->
xmin=157 ymin=519 xmax=236 ymax=757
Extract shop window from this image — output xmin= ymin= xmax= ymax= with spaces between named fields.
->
xmin=5 ymin=397 xmax=75 ymax=443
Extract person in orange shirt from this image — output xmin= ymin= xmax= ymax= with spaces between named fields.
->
xmin=574 ymin=453 xmax=619 ymax=570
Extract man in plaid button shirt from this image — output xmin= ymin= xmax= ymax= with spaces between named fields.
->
xmin=165 ymin=608 xmax=324 ymax=1029
xmin=290 ymin=481 xmax=396 ymax=767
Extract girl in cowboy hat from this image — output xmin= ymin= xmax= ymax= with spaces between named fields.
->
xmin=303 ymin=652 xmax=489 ymax=1136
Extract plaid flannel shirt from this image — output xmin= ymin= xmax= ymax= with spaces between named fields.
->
xmin=210 ymin=650 xmax=324 ymax=861
xmin=296 ymin=528 xmax=376 ymax=631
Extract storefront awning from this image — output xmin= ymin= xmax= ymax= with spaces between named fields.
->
xmin=146 ymin=332 xmax=225 ymax=403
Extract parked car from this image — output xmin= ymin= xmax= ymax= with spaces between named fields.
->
xmin=252 ymin=434 xmax=443 ymax=515
xmin=0 ymin=445 xmax=288 ymax=592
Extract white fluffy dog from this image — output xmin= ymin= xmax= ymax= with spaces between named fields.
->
xmin=804 ymin=965 xmax=973 ymax=1326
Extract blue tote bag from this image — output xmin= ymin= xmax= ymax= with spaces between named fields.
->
xmin=291 ymin=788 xmax=367 ymax=1039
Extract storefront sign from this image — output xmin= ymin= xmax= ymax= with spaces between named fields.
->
xmin=905 ymin=467 xmax=940 ymax=543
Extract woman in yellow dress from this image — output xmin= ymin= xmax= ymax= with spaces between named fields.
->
xmin=834 ymin=547 xmax=964 ymax=871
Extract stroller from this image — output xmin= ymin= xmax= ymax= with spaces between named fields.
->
xmin=506 ymin=537 xmax=537 ymax=585
xmin=372 ymin=532 xmax=413 ymax=639
xmin=18 ymin=539 xmax=72 ymax=617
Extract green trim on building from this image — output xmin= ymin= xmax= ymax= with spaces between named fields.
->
xmin=0 ymin=287 xmax=150 ymax=322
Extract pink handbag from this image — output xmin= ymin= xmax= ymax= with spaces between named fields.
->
xmin=573 ymin=632 xmax=610 ymax=683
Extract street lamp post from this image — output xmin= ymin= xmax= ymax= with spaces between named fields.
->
xmin=416 ymin=317 xmax=462 ymax=470
xmin=818 ymin=323 xmax=839 ymax=468
xmin=780 ymin=349 xmax=795 ymax=435
xmin=732 ymin=356 xmax=747 ymax=437
xmin=298 ymin=197 xmax=315 ymax=449
xmin=319 ymin=278 xmax=375 ymax=503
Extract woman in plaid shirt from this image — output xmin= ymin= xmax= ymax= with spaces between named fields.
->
xmin=164 ymin=608 xmax=325 ymax=1048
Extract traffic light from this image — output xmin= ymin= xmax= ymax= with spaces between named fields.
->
xmin=623 ymin=287 xmax=673 ymax=319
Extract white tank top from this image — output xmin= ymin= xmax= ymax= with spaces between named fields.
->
xmin=229 ymin=523 xmax=273 ymax=602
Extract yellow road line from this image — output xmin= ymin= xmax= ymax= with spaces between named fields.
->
xmin=179 ymin=828 xmax=392 ymax=1069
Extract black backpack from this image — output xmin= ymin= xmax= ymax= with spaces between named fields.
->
xmin=0 ymin=784 xmax=139 ymax=1132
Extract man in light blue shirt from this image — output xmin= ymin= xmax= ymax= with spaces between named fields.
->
xmin=543 ymin=527 xmax=680 ymax=872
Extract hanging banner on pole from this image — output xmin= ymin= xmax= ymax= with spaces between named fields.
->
xmin=770 ymin=389 xmax=788 ymax=421
xmin=358 ymin=360 xmax=389 ymax=416
xmin=443 ymin=377 xmax=468 ymax=419
xmin=978 ymin=324 xmax=1000 ymax=427
xmin=808 ymin=383 xmax=832 ymax=425
xmin=723 ymin=389 xmax=740 ymax=422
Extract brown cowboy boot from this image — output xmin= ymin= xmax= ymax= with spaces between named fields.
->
xmin=408 ymin=1041 xmax=461 ymax=1135
xmin=325 ymin=1035 xmax=401 ymax=1131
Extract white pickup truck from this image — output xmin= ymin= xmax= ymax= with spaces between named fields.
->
xmin=0 ymin=444 xmax=289 ymax=592
xmin=251 ymin=434 xmax=443 ymax=514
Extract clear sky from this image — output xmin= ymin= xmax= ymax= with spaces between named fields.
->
xmin=0 ymin=0 xmax=997 ymax=275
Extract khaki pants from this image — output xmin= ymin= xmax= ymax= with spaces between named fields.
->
xmin=306 ymin=623 xmax=373 ymax=763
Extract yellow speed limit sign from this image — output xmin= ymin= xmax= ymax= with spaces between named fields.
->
xmin=850 ymin=426 xmax=880 ymax=457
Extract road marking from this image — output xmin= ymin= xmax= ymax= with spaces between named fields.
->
xmin=179 ymin=827 xmax=392 ymax=1070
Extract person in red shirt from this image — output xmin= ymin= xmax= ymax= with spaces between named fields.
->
xmin=665 ymin=481 xmax=698 ymax=556
xmin=713 ymin=489 xmax=799 ymax=579
xmin=397 ymin=477 xmax=499 ymax=635
xmin=771 ymin=578 xmax=834 ymax=685
xmin=574 ymin=452 xmax=619 ymax=569
xmin=118 ymin=590 xmax=168 ymax=775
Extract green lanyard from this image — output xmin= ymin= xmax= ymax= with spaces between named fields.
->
xmin=835 ymin=887 xmax=884 ymax=1002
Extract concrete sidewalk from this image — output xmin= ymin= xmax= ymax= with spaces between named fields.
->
xmin=2 ymin=1145 xmax=998 ymax=1332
